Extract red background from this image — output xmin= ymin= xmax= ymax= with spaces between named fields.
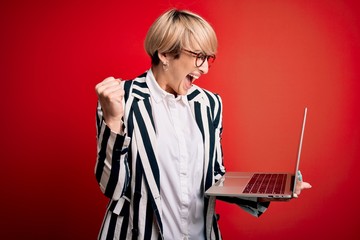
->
xmin=1 ymin=0 xmax=359 ymax=239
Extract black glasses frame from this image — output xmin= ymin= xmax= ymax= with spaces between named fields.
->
xmin=182 ymin=49 xmax=216 ymax=67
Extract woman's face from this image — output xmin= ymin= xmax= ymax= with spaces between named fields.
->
xmin=160 ymin=45 xmax=211 ymax=96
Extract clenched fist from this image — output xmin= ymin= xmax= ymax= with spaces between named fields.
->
xmin=95 ymin=77 xmax=125 ymax=133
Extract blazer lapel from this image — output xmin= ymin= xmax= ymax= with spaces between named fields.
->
xmin=187 ymin=86 xmax=215 ymax=191
xmin=187 ymin=86 xmax=219 ymax=239
xmin=130 ymin=77 xmax=163 ymax=231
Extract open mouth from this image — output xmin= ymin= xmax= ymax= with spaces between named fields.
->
xmin=186 ymin=73 xmax=199 ymax=83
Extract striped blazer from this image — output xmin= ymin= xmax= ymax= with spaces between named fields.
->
xmin=95 ymin=72 xmax=268 ymax=240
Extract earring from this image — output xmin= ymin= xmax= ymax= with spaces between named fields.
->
xmin=162 ymin=61 xmax=169 ymax=71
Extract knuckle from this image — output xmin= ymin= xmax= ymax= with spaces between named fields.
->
xmin=104 ymin=76 xmax=115 ymax=81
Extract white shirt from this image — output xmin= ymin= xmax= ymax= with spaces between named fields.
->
xmin=146 ymin=69 xmax=205 ymax=240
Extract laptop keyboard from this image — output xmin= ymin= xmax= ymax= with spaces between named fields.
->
xmin=243 ymin=173 xmax=287 ymax=194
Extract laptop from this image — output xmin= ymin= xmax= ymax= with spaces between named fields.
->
xmin=205 ymin=107 xmax=308 ymax=199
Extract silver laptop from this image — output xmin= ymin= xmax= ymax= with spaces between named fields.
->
xmin=205 ymin=107 xmax=308 ymax=199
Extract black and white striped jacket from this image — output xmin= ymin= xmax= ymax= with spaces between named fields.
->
xmin=95 ymin=72 xmax=268 ymax=240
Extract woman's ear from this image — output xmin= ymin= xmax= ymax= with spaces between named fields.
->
xmin=158 ymin=52 xmax=168 ymax=65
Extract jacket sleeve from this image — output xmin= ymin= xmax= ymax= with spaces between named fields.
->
xmin=95 ymin=102 xmax=131 ymax=200
xmin=217 ymin=196 xmax=270 ymax=217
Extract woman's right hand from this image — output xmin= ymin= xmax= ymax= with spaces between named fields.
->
xmin=95 ymin=77 xmax=125 ymax=133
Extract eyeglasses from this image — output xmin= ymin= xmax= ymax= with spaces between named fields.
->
xmin=182 ymin=49 xmax=216 ymax=67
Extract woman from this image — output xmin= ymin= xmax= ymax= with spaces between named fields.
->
xmin=94 ymin=9 xmax=311 ymax=240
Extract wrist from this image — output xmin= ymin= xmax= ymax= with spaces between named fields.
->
xmin=105 ymin=118 xmax=124 ymax=134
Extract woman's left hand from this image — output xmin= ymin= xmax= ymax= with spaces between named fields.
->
xmin=293 ymin=180 xmax=312 ymax=198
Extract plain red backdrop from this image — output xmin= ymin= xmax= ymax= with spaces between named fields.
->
xmin=1 ymin=0 xmax=359 ymax=239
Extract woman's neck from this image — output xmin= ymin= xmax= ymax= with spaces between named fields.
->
xmin=151 ymin=65 xmax=176 ymax=96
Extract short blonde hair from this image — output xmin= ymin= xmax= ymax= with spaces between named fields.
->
xmin=144 ymin=9 xmax=218 ymax=65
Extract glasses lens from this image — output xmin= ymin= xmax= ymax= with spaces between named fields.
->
xmin=196 ymin=54 xmax=215 ymax=67
xmin=196 ymin=54 xmax=206 ymax=67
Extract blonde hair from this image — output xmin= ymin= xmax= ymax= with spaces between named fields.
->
xmin=144 ymin=9 xmax=218 ymax=65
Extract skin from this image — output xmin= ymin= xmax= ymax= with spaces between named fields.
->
xmin=95 ymin=77 xmax=124 ymax=133
xmin=95 ymin=45 xmax=312 ymax=200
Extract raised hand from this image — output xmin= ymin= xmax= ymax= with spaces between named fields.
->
xmin=95 ymin=77 xmax=125 ymax=133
